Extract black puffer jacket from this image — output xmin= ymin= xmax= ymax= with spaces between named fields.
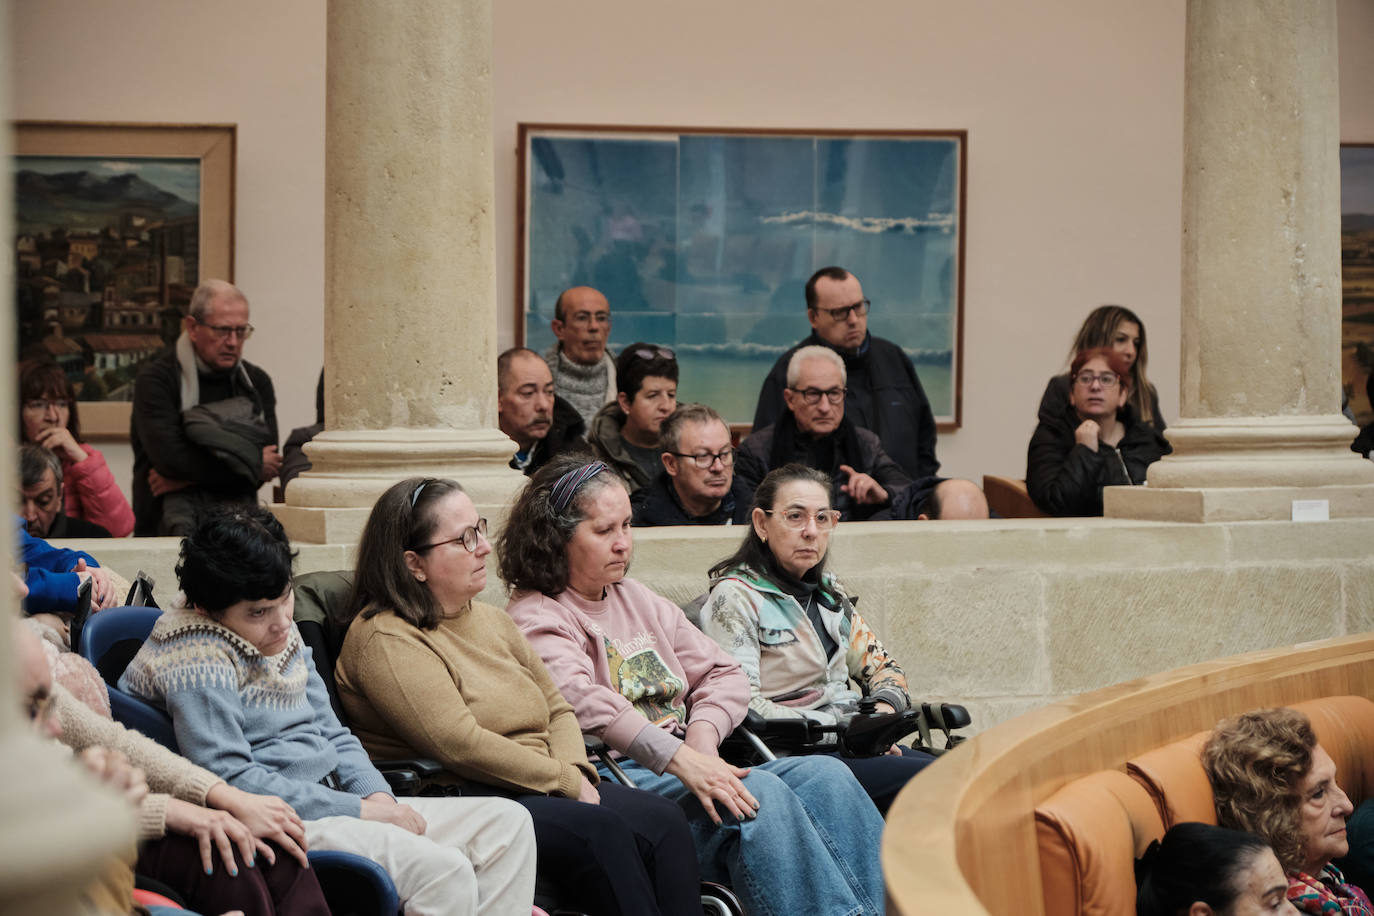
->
xmin=1026 ymin=398 xmax=1172 ymax=517
xmin=512 ymin=395 xmax=589 ymax=477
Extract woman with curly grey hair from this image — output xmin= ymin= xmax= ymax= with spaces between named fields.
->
xmin=499 ymin=454 xmax=888 ymax=916
xmin=1203 ymin=707 xmax=1371 ymax=914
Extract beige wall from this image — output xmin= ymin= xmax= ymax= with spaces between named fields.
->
xmin=11 ymin=0 xmax=1374 ymax=490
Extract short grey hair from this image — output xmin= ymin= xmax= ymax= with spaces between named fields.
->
xmin=786 ymin=345 xmax=846 ymax=388
xmin=188 ymin=279 xmax=247 ymax=320
xmin=19 ymin=443 xmax=63 ymax=490
xmin=660 ymin=403 xmax=726 ymax=455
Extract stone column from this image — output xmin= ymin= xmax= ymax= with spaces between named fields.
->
xmin=280 ymin=0 xmax=522 ymax=543
xmin=1107 ymin=0 xmax=1374 ymax=523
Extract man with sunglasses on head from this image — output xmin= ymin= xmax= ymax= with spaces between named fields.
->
xmin=737 ymin=346 xmax=911 ymax=521
xmin=752 ymin=266 xmax=940 ymax=480
xmin=130 ymin=279 xmax=279 ymax=536
xmin=587 ymin=342 xmax=678 ymax=495
xmin=631 ymin=403 xmax=752 ymax=526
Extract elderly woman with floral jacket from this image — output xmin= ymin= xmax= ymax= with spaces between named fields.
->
xmin=702 ymin=463 xmax=932 ymax=815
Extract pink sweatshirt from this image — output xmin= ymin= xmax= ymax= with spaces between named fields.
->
xmin=63 ymin=443 xmax=135 ymax=537
xmin=507 ymin=578 xmax=748 ymax=774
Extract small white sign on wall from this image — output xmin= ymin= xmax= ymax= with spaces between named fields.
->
xmin=1291 ymin=499 xmax=1330 ymax=522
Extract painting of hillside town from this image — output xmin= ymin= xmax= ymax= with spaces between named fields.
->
xmin=13 ymin=156 xmax=201 ymax=402
xmin=1343 ymin=144 xmax=1374 ymax=426
xmin=519 ymin=126 xmax=966 ymax=427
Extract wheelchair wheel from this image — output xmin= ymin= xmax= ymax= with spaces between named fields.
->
xmin=701 ymin=880 xmax=746 ymax=916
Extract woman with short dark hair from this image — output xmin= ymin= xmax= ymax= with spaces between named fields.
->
xmin=333 ymin=476 xmax=700 ymax=916
xmin=1203 ymin=707 xmax=1371 ymax=914
xmin=1135 ymin=822 xmax=1296 ymax=916
xmin=120 ymin=504 xmax=537 ymax=916
xmin=500 ymin=454 xmax=887 ymax=916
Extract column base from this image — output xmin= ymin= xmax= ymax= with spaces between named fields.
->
xmin=279 ymin=427 xmax=524 ymax=543
xmin=1105 ymin=414 xmax=1374 ymax=521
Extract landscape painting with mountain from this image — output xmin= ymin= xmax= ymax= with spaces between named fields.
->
xmin=14 ymin=156 xmax=201 ymax=401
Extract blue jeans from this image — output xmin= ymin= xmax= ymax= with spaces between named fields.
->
xmin=601 ymin=754 xmax=886 ymax=916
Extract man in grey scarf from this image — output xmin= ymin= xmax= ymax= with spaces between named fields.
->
xmin=542 ymin=286 xmax=617 ymax=427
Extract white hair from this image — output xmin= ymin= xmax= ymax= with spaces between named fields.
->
xmin=786 ymin=345 xmax=846 ymax=387
xmin=188 ymin=279 xmax=247 ymax=320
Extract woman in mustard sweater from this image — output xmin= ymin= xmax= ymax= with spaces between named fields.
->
xmin=334 ymin=477 xmax=699 ymax=916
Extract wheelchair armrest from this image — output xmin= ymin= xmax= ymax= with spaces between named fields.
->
xmin=373 ymin=758 xmax=444 ymax=796
xmin=740 ymin=709 xmax=830 ymax=745
xmin=920 ymin=702 xmax=972 ymax=732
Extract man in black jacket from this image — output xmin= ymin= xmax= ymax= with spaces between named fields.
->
xmin=497 ymin=346 xmax=588 ymax=476
xmin=737 ymin=346 xmax=911 ymax=521
xmin=631 ymin=403 xmax=751 ymax=526
xmin=18 ymin=444 xmax=111 ymax=539
xmin=130 ymin=280 xmax=279 ymax=536
xmin=752 ymin=266 xmax=940 ymax=480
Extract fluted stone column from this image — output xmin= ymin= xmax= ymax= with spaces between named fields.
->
xmin=1107 ymin=0 xmax=1374 ymax=523
xmin=0 ymin=1 xmax=137 ymax=905
xmin=280 ymin=0 xmax=521 ymax=543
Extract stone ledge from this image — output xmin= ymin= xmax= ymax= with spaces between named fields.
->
xmin=1105 ymin=483 xmax=1374 ymax=522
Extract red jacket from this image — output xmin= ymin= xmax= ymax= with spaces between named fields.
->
xmin=63 ymin=443 xmax=135 ymax=538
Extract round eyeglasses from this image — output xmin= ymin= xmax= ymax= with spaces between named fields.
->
xmin=410 ymin=517 xmax=489 ymax=553
xmin=762 ymin=508 xmax=841 ymax=530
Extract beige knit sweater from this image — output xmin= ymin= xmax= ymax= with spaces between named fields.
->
xmin=53 ymin=683 xmax=223 ymax=840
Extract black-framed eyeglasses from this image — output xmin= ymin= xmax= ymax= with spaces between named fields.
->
xmin=788 ymin=386 xmax=846 ymax=405
xmin=22 ymin=398 xmax=71 ymax=412
xmin=630 ymin=346 xmax=675 ymax=362
xmin=194 ymin=317 xmax=255 ymax=340
xmin=1073 ymin=371 xmax=1120 ymax=389
xmin=762 ymin=508 xmax=841 ymax=530
xmin=670 ymin=448 xmax=734 ymax=469
xmin=411 ymin=517 xmax=489 ymax=554
xmin=810 ymin=299 xmax=870 ymax=322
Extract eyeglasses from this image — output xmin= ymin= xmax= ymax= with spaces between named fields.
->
xmin=788 ymin=386 xmax=846 ymax=405
xmin=1073 ymin=371 xmax=1120 ymax=389
xmin=670 ymin=448 xmax=734 ymax=469
xmin=811 ymin=299 xmax=870 ymax=322
xmin=565 ymin=310 xmax=610 ymax=327
xmin=22 ymin=399 xmax=70 ymax=412
xmin=763 ymin=508 xmax=841 ymax=530
xmin=194 ymin=318 xmax=255 ymax=340
xmin=630 ymin=346 xmax=675 ymax=362
xmin=411 ymin=517 xmax=489 ymax=554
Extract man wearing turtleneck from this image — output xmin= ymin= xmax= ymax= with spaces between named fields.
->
xmin=542 ymin=286 xmax=617 ymax=428
xmin=130 ymin=280 xmax=279 ymax=536
xmin=752 ymin=266 xmax=940 ymax=480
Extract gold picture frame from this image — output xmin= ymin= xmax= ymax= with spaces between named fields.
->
xmin=14 ymin=121 xmax=236 ymax=438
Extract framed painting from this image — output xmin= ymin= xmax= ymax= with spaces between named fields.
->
xmin=1343 ymin=143 xmax=1374 ymax=428
xmin=13 ymin=121 xmax=236 ymax=437
xmin=516 ymin=124 xmax=966 ymax=430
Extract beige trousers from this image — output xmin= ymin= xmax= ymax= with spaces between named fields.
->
xmin=305 ymin=796 xmax=535 ymax=916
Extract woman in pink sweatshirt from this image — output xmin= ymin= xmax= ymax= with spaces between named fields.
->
xmin=19 ymin=359 xmax=135 ymax=537
xmin=501 ymin=455 xmax=889 ymax=916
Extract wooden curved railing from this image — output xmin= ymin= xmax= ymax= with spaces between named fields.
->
xmin=883 ymin=632 xmax=1374 ymax=914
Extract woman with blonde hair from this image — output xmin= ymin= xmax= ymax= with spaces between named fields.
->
xmin=1203 ymin=707 xmax=1371 ymax=914
xmin=1037 ymin=304 xmax=1164 ymax=430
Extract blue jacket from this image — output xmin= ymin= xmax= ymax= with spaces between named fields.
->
xmin=16 ymin=516 xmax=99 ymax=614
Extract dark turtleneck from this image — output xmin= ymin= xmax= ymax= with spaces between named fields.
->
xmin=760 ymin=549 xmax=838 ymax=659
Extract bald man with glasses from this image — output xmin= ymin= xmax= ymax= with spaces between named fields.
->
xmin=736 ymin=346 xmax=911 ymax=522
xmin=130 ymin=279 xmax=280 ymax=535
xmin=751 ymin=266 xmax=940 ymax=481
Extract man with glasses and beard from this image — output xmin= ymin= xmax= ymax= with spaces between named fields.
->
xmin=752 ymin=266 xmax=940 ymax=481
xmin=130 ymin=279 xmax=280 ymax=536
xmin=737 ymin=347 xmax=911 ymax=521
xmin=631 ymin=404 xmax=752 ymax=526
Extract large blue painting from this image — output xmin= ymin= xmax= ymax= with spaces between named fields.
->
xmin=519 ymin=127 xmax=966 ymax=427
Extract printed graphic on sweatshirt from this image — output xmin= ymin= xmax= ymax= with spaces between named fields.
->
xmin=604 ymin=635 xmax=686 ymax=727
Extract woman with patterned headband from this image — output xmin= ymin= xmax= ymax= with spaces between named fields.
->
xmin=501 ymin=454 xmax=888 ymax=916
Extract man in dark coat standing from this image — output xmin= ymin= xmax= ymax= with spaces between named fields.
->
xmin=753 ymin=266 xmax=940 ymax=480
xmin=497 ymin=346 xmax=588 ymax=476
